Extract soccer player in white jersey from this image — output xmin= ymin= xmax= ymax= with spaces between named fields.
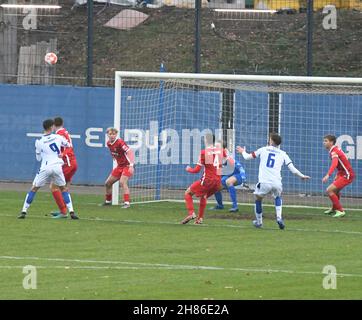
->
xmin=236 ymin=133 xmax=310 ymax=229
xmin=18 ymin=119 xmax=78 ymax=220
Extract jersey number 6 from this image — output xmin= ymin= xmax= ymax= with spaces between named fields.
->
xmin=266 ymin=153 xmax=276 ymax=168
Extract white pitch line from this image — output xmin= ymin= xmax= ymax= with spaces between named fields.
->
xmin=0 ymin=265 xmax=167 ymax=270
xmin=158 ymin=199 xmax=362 ymax=212
xmin=1 ymin=213 xmax=362 ymax=236
xmin=26 ymin=133 xmax=81 ymax=139
xmin=1 ymin=256 xmax=362 ymax=278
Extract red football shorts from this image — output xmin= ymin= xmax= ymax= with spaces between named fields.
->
xmin=111 ymin=166 xmax=134 ymax=179
xmin=333 ymin=174 xmax=354 ymax=190
xmin=62 ymin=160 xmax=77 ymax=183
xmin=190 ymin=179 xmax=221 ymax=198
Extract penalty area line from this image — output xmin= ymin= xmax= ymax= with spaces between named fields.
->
xmin=1 ymin=213 xmax=362 ymax=236
xmin=0 ymin=256 xmax=362 ymax=278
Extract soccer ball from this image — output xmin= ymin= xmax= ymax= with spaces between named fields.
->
xmin=44 ymin=52 xmax=58 ymax=65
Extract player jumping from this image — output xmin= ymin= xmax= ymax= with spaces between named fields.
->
xmin=51 ymin=117 xmax=78 ymax=218
xmin=322 ymin=134 xmax=355 ymax=217
xmin=210 ymin=142 xmax=246 ymax=213
xmin=236 ymin=133 xmax=310 ymax=229
xmin=18 ymin=119 xmax=78 ymax=219
xmin=181 ymin=134 xmax=234 ymax=225
xmin=102 ymin=127 xmax=135 ymax=208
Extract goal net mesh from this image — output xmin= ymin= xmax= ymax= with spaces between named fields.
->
xmin=115 ymin=74 xmax=362 ymax=209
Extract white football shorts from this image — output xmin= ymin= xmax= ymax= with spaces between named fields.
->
xmin=253 ymin=182 xmax=282 ymax=198
xmin=33 ymin=164 xmax=66 ymax=187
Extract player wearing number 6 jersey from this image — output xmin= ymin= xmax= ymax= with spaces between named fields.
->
xmin=236 ymin=133 xmax=310 ymax=229
xmin=181 ymin=134 xmax=234 ymax=225
xmin=18 ymin=119 xmax=78 ymax=219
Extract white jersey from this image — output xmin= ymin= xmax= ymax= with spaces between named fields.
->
xmin=35 ymin=133 xmax=70 ymax=170
xmin=252 ymin=146 xmax=292 ymax=185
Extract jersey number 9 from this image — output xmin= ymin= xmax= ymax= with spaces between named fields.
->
xmin=49 ymin=143 xmax=60 ymax=154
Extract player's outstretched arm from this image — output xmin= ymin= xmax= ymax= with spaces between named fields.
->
xmin=301 ymin=175 xmax=311 ymax=180
xmin=186 ymin=165 xmax=202 ymax=174
xmin=236 ymin=146 xmax=244 ymax=154
xmin=287 ymin=163 xmax=310 ymax=180
xmin=236 ymin=146 xmax=254 ymax=160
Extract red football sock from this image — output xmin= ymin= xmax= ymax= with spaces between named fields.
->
xmin=52 ymin=190 xmax=67 ymax=214
xmin=124 ymin=193 xmax=130 ymax=203
xmin=105 ymin=194 xmax=112 ymax=202
xmin=198 ymin=196 xmax=207 ymax=219
xmin=185 ymin=193 xmax=194 ymax=215
xmin=329 ymin=193 xmax=343 ymax=211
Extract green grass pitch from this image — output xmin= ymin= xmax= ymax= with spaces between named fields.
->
xmin=0 ymin=190 xmax=361 ymax=300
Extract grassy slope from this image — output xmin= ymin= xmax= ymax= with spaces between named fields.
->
xmin=24 ymin=1 xmax=361 ymax=85
xmin=0 ymin=191 xmax=361 ymax=299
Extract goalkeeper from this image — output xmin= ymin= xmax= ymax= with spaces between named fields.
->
xmin=210 ymin=143 xmax=247 ymax=213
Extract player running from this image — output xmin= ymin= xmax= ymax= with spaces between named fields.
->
xmin=18 ymin=119 xmax=78 ymax=219
xmin=322 ymin=134 xmax=355 ymax=217
xmin=210 ymin=143 xmax=246 ymax=213
xmin=51 ymin=117 xmax=78 ymax=218
xmin=181 ymin=134 xmax=234 ymax=225
xmin=236 ymin=133 xmax=310 ymax=229
xmin=102 ymin=127 xmax=135 ymax=208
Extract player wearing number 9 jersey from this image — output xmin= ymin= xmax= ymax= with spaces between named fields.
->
xmin=18 ymin=119 xmax=78 ymax=219
xmin=236 ymin=133 xmax=310 ymax=229
xmin=181 ymin=133 xmax=234 ymax=225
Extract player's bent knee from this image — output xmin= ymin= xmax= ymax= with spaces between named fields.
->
xmin=326 ymin=186 xmax=336 ymax=195
xmin=254 ymin=195 xmax=263 ymax=201
xmin=185 ymin=188 xmax=193 ymax=196
xmin=327 ymin=190 xmax=335 ymax=196
xmin=120 ymin=182 xmax=128 ymax=189
xmin=105 ymin=180 xmax=114 ymax=188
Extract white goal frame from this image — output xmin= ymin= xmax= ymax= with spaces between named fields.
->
xmin=113 ymin=71 xmax=362 ymax=205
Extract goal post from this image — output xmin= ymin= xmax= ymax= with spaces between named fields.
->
xmin=112 ymin=72 xmax=122 ymax=205
xmin=113 ymin=71 xmax=362 ymax=210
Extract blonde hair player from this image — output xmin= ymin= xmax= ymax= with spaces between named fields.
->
xmin=102 ymin=127 xmax=135 ymax=208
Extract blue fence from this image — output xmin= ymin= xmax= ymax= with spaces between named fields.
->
xmin=0 ymin=84 xmax=114 ymax=184
xmin=0 ymin=84 xmax=361 ymax=197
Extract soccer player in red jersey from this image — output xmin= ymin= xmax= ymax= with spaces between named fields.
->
xmin=102 ymin=127 xmax=135 ymax=208
xmin=322 ymin=135 xmax=355 ymax=217
xmin=51 ymin=117 xmax=78 ymax=218
xmin=181 ymin=134 xmax=234 ymax=225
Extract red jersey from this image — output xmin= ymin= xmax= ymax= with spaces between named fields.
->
xmin=197 ymin=146 xmax=228 ymax=183
xmin=107 ymin=138 xmax=131 ymax=167
xmin=329 ymin=145 xmax=354 ymax=179
xmin=56 ymin=127 xmax=76 ymax=164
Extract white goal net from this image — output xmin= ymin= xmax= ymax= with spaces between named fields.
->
xmin=113 ymin=72 xmax=362 ymax=210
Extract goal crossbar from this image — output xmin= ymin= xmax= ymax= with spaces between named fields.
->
xmin=116 ymin=71 xmax=362 ymax=84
